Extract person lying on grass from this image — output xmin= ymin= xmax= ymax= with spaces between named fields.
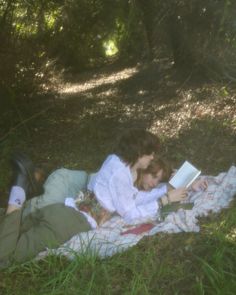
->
xmin=0 ymin=129 xmax=186 ymax=268
xmin=87 ymin=128 xmax=188 ymax=224
xmin=0 ymin=153 xmax=109 ymax=269
xmin=24 ymin=129 xmax=189 ymax=224
xmin=0 ymin=129 xmax=171 ymax=268
xmin=21 ymin=128 xmax=206 ymax=225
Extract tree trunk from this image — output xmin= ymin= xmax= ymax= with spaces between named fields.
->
xmin=167 ymin=17 xmax=195 ymax=69
xmin=136 ymin=0 xmax=156 ymax=60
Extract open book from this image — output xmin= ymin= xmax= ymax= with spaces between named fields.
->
xmin=169 ymin=161 xmax=201 ymax=189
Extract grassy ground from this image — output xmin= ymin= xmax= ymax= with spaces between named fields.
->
xmin=0 ymin=60 xmax=236 ymax=294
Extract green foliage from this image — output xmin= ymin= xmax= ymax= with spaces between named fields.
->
xmin=163 ymin=0 xmax=236 ymax=78
xmin=0 ymin=57 xmax=236 ymax=294
xmin=1 ymin=205 xmax=236 ymax=294
xmin=1 ymin=0 xmax=236 ymax=106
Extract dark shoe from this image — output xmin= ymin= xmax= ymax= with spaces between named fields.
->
xmin=11 ymin=152 xmax=44 ymax=199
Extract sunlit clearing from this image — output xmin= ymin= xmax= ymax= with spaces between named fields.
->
xmin=60 ymin=66 xmax=138 ymax=95
xmin=103 ymin=40 xmax=118 ymax=56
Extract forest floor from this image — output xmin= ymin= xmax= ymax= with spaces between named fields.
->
xmin=0 ymin=59 xmax=236 ymax=294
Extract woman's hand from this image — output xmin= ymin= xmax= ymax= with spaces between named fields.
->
xmin=191 ymin=179 xmax=208 ymax=192
xmin=168 ymin=187 xmax=188 ymax=203
xmin=97 ymin=209 xmax=112 ymax=225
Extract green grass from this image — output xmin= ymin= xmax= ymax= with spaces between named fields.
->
xmin=1 ymin=203 xmax=236 ymax=295
xmin=0 ymin=63 xmax=236 ymax=294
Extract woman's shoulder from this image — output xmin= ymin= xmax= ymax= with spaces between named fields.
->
xmin=103 ymin=154 xmax=124 ymax=167
xmin=101 ymin=154 xmax=129 ymax=176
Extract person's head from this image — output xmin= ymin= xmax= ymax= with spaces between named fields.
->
xmin=136 ymin=157 xmax=172 ymax=191
xmin=113 ymin=129 xmax=160 ymax=167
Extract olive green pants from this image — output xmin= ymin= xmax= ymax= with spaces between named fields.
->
xmin=0 ymin=204 xmax=91 ymax=269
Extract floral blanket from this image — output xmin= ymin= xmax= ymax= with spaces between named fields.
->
xmin=37 ymin=166 xmax=236 ymax=260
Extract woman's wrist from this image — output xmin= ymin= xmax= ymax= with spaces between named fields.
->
xmin=161 ymin=194 xmax=170 ymax=206
xmin=166 ymin=192 xmax=171 ymax=203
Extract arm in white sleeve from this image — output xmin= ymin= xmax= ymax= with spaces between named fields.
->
xmin=110 ymin=174 xmax=154 ymax=224
xmin=135 ymin=184 xmax=167 ymax=206
xmin=123 ymin=203 xmax=156 ymax=224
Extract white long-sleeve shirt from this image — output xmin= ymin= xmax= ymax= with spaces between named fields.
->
xmin=88 ymin=154 xmax=167 ymax=224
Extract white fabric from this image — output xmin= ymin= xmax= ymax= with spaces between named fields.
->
xmin=88 ymin=154 xmax=167 ymax=224
xmin=36 ymin=166 xmax=236 ymax=261
xmin=8 ymin=186 xmax=26 ymax=207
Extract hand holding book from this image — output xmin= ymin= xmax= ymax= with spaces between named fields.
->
xmin=160 ymin=161 xmax=208 ymax=216
xmin=161 ymin=161 xmax=202 ymax=206
xmin=167 ymin=187 xmax=188 ymax=202
xmin=169 ymin=161 xmax=201 ymax=189
xmin=163 ymin=161 xmax=208 ymax=204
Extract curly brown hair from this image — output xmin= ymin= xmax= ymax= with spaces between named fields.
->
xmin=113 ymin=129 xmax=160 ymax=166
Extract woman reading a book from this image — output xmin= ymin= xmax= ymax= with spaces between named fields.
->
xmin=24 ymin=129 xmax=190 ymax=225
xmin=14 ymin=129 xmax=192 ymax=228
xmin=88 ymin=129 xmax=189 ymax=224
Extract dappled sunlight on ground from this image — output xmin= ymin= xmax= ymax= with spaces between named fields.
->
xmin=150 ymin=87 xmax=236 ymax=137
xmin=1 ymin=61 xmax=236 ymax=181
xmin=57 ymin=63 xmax=236 ymax=143
xmin=59 ymin=66 xmax=138 ymax=96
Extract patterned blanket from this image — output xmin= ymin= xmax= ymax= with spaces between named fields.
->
xmin=37 ymin=166 xmax=236 ymax=260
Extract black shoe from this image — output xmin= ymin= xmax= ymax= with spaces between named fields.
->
xmin=11 ymin=152 xmax=44 ymax=199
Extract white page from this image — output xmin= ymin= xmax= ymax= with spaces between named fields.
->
xmin=169 ymin=161 xmax=201 ymax=189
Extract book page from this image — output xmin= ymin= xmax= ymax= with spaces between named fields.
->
xmin=169 ymin=161 xmax=201 ymax=189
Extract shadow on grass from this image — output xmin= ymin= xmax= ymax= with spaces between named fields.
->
xmin=1 ymin=202 xmax=235 ymax=295
xmin=162 ymin=117 xmax=236 ymax=174
xmin=0 ymin=61 xmax=235 ymax=205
